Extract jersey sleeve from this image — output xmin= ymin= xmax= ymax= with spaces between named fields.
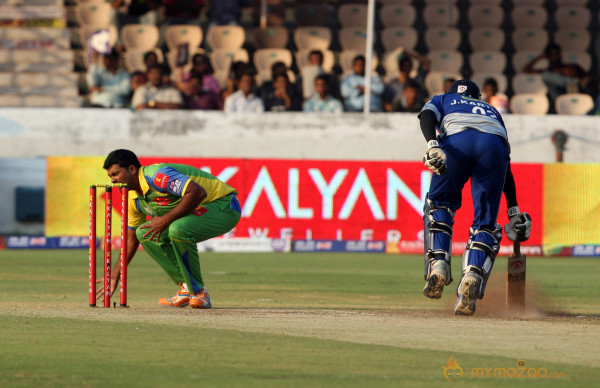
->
xmin=127 ymin=196 xmax=146 ymax=229
xmin=145 ymin=166 xmax=191 ymax=196
xmin=419 ymin=95 xmax=443 ymax=124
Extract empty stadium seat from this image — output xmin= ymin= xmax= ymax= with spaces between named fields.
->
xmin=511 ymin=6 xmax=547 ymax=28
xmin=555 ymin=6 xmax=590 ymax=29
xmin=555 ymin=93 xmax=594 ymax=115
xmin=469 ymin=28 xmax=505 ymax=52
xmin=206 ymin=26 xmax=245 ymax=50
xmin=563 ymin=51 xmax=591 ymax=72
xmin=512 ymin=73 xmax=547 ymax=94
xmin=253 ymin=48 xmax=293 ymax=74
xmin=76 ymin=2 xmax=111 ymax=27
xmin=252 ymin=27 xmax=289 ymax=49
xmin=423 ymin=5 xmax=459 ymax=27
xmin=469 ymin=51 xmax=506 ymax=73
xmin=339 ymin=27 xmax=370 ymax=51
xmin=164 ymin=25 xmax=203 ymax=52
xmin=511 ymin=28 xmax=548 ymax=51
xmin=512 ymin=50 xmax=547 ymax=73
xmin=380 ymin=27 xmax=418 ymax=52
xmin=428 ymin=50 xmax=463 ymax=73
xmin=121 ymin=24 xmax=159 ymax=52
xmin=379 ymin=4 xmax=416 ymax=28
xmin=510 ymin=93 xmax=549 ymax=115
xmin=295 ymin=4 xmax=330 ymax=27
xmin=467 ymin=5 xmax=504 ymax=28
xmin=554 ymin=29 xmax=590 ymax=52
xmin=294 ymin=27 xmax=332 ymax=51
xmin=425 ymin=27 xmax=460 ymax=51
xmin=338 ymin=4 xmax=368 ymax=28
xmin=209 ymin=48 xmax=250 ymax=74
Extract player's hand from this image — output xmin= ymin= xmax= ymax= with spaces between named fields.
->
xmin=423 ymin=140 xmax=447 ymax=175
xmin=139 ymin=215 xmax=170 ymax=242
xmin=96 ymin=277 xmax=119 ymax=302
xmin=504 ymin=208 xmax=532 ymax=242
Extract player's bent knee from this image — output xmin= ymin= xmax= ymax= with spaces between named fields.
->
xmin=423 ymin=199 xmax=455 ymax=281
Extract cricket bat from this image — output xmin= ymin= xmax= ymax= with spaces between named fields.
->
xmin=506 ymin=241 xmax=526 ymax=312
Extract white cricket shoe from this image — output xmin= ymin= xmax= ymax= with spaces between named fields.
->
xmin=423 ymin=260 xmax=450 ymax=299
xmin=454 ymin=271 xmax=482 ymax=316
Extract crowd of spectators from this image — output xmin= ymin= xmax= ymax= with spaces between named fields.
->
xmin=86 ymin=1 xmax=597 ymax=115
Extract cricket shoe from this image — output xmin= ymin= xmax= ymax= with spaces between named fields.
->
xmin=189 ymin=288 xmax=212 ymax=309
xmin=454 ymin=271 xmax=482 ymax=316
xmin=423 ymin=259 xmax=450 ymax=299
xmin=159 ymin=284 xmax=190 ymax=307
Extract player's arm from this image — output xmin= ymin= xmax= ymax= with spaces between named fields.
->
xmin=419 ymin=109 xmax=447 ymax=175
xmin=503 ymin=163 xmax=532 ymax=242
xmin=140 ymin=181 xmax=207 ymax=241
xmin=98 ymin=228 xmax=140 ymax=301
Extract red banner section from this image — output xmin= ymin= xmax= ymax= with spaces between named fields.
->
xmin=138 ymin=158 xmax=543 ymax=254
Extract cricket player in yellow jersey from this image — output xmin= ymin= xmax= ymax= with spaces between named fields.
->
xmin=99 ymin=149 xmax=241 ymax=308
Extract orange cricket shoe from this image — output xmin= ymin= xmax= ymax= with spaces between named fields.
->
xmin=189 ymin=288 xmax=212 ymax=309
xmin=159 ymin=284 xmax=190 ymax=307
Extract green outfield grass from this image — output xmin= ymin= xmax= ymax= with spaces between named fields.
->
xmin=0 ymin=250 xmax=599 ymax=387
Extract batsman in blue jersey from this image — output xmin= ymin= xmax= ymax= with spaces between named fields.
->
xmin=418 ymin=80 xmax=531 ymax=316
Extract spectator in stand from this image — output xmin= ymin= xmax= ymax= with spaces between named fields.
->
xmin=303 ymin=74 xmax=343 ymax=113
xmin=142 ymin=50 xmax=172 ymax=86
xmin=162 ymin=0 xmax=205 ymax=24
xmin=523 ymin=43 xmax=589 ymax=112
xmin=131 ymin=64 xmax=183 ymax=110
xmin=208 ymin=0 xmax=254 ymax=26
xmin=224 ymin=71 xmax=264 ymax=112
xmin=482 ymin=77 xmax=509 ymax=114
xmin=383 ymin=50 xmax=430 ymax=112
xmin=110 ymin=0 xmax=161 ymax=30
xmin=262 ymin=73 xmax=302 ymax=112
xmin=176 ymin=53 xmax=221 ymax=96
xmin=87 ymin=48 xmax=131 ymax=108
xmin=127 ymin=70 xmax=148 ymax=109
xmin=299 ymin=49 xmax=341 ymax=101
xmin=390 ymin=79 xmax=424 ymax=113
xmin=340 ymin=55 xmax=385 ymax=112
xmin=443 ymin=77 xmax=456 ymax=93
xmin=221 ymin=60 xmax=250 ymax=100
xmin=183 ymin=74 xmax=222 ymax=110
xmin=259 ymin=61 xmax=288 ymax=102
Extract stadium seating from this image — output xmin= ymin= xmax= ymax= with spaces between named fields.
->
xmin=253 ymin=48 xmax=293 ymax=75
xmin=511 ymin=5 xmax=547 ymax=28
xmin=122 ymin=48 xmax=164 ymax=73
xmin=379 ymin=4 xmax=416 ymax=28
xmin=510 ymin=93 xmax=549 ymax=115
xmin=469 ymin=28 xmax=504 ymax=52
xmin=554 ymin=6 xmax=590 ymax=29
xmin=424 ymin=71 xmax=462 ymax=96
xmin=467 ymin=5 xmax=504 ymax=28
xmin=120 ymin=24 xmax=159 ymax=52
xmin=75 ymin=2 xmax=111 ymax=27
xmin=428 ymin=50 xmax=463 ymax=73
xmin=469 ymin=51 xmax=506 ymax=73
xmin=294 ymin=27 xmax=332 ymax=51
xmin=562 ymin=51 xmax=591 ymax=72
xmin=555 ymin=93 xmax=594 ymax=115
xmin=471 ymin=72 xmax=508 ymax=94
xmin=164 ymin=25 xmax=203 ymax=52
xmin=512 ymin=73 xmax=547 ymax=94
xmin=423 ymin=5 xmax=459 ymax=27
xmin=339 ymin=50 xmax=378 ymax=77
xmin=554 ymin=29 xmax=590 ymax=52
xmin=380 ymin=27 xmax=418 ymax=52
xmin=512 ymin=51 xmax=547 ymax=73
xmin=252 ymin=27 xmax=289 ymax=49
xmin=382 ymin=47 xmax=419 ymax=81
xmin=295 ymin=4 xmax=331 ymax=27
xmin=206 ymin=26 xmax=245 ymax=50
xmin=339 ymin=27 xmax=370 ymax=51
xmin=425 ymin=27 xmax=460 ymax=51
xmin=337 ymin=4 xmax=368 ymax=28
xmin=511 ymin=28 xmax=548 ymax=51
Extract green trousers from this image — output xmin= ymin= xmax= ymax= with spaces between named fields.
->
xmin=136 ymin=194 xmax=241 ymax=293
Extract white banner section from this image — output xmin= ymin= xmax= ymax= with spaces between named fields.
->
xmin=197 ymin=238 xmax=291 ymax=253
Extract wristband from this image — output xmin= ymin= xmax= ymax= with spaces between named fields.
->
xmin=427 ymin=140 xmax=439 ymax=149
xmin=507 ymin=206 xmax=520 ymax=217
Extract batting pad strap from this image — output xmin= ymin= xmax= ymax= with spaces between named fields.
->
xmin=470 ymin=241 xmax=494 ymax=255
xmin=427 ymin=140 xmax=440 ymax=149
xmin=507 ymin=206 xmax=520 ymax=218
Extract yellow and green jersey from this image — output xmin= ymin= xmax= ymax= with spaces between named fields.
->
xmin=128 ymin=163 xmax=237 ymax=228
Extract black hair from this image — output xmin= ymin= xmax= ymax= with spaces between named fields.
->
xmin=143 ymin=51 xmax=158 ymax=62
xmin=147 ymin=63 xmax=163 ymax=73
xmin=404 ymin=79 xmax=420 ymax=90
xmin=353 ymin=55 xmax=366 ymax=63
xmin=483 ymin=77 xmax=498 ymax=88
xmin=103 ymin=149 xmax=141 ymax=170
xmin=544 ymin=43 xmax=561 ymax=55
xmin=315 ymin=74 xmax=329 ymax=84
xmin=271 ymin=61 xmax=287 ymax=77
xmin=308 ymin=49 xmax=324 ymax=62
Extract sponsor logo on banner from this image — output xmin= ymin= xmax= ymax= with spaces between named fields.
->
xmin=6 ymin=236 xmax=90 ymax=249
xmin=293 ymin=240 xmax=386 ymax=253
xmin=153 ymin=172 xmax=169 ymax=190
xmin=572 ymin=245 xmax=600 ymax=257
xmin=197 ymin=238 xmax=291 ymax=252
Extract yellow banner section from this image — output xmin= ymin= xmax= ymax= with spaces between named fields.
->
xmin=46 ymin=156 xmax=124 ymax=237
xmin=543 ymin=164 xmax=600 ymax=247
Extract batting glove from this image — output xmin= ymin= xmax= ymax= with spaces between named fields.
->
xmin=504 ymin=207 xmax=532 ymax=242
xmin=423 ymin=140 xmax=447 ymax=175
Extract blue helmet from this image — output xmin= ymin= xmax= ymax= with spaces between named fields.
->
xmin=447 ymin=79 xmax=481 ymax=99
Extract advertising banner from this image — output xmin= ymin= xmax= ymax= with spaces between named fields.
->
xmin=46 ymin=156 xmax=544 ymax=254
